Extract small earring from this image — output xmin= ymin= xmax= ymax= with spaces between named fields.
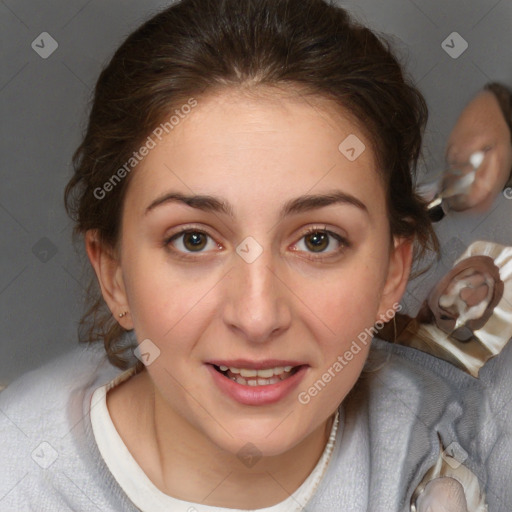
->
xmin=118 ymin=311 xmax=128 ymax=318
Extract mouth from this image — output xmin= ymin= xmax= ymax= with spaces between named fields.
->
xmin=206 ymin=360 xmax=309 ymax=405
xmin=212 ymin=364 xmax=302 ymax=386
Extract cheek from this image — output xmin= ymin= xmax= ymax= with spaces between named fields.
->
xmin=122 ymin=251 xmax=220 ymax=341
xmin=305 ymin=259 xmax=386 ymax=332
xmin=287 ymin=260 xmax=387 ymax=402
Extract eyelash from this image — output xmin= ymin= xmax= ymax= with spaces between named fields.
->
xmin=163 ymin=226 xmax=220 ymax=261
xmin=296 ymin=226 xmax=350 ymax=261
xmin=163 ymin=224 xmax=350 ymax=262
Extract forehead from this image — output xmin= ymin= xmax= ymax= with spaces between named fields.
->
xmin=125 ymin=86 xmax=384 ymax=216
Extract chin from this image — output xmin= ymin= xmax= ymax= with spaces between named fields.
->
xmin=207 ymin=416 xmax=308 ymax=458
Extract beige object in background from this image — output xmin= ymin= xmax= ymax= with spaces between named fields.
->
xmin=411 ymin=437 xmax=488 ymax=511
xmin=389 ymin=241 xmax=512 ymax=378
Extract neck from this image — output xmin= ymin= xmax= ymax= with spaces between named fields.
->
xmin=108 ymin=369 xmax=337 ymax=509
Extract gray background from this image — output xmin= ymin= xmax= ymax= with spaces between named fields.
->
xmin=1 ymin=0 xmax=511 ymax=385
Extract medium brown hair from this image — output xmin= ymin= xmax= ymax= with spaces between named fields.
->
xmin=65 ymin=0 xmax=438 ymax=369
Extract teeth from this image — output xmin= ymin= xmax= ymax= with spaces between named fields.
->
xmin=218 ymin=364 xmax=299 ymax=387
xmin=257 ymin=377 xmax=280 ymax=385
xmin=224 ymin=366 xmax=296 ymax=377
xmin=257 ymin=368 xmax=275 ymax=378
xmin=240 ymin=368 xmax=258 ymax=377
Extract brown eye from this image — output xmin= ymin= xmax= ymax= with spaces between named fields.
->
xmin=293 ymin=228 xmax=349 ymax=258
xmin=182 ymin=232 xmax=207 ymax=251
xmin=305 ymin=231 xmax=329 ymax=252
xmin=166 ymin=229 xmax=218 ymax=254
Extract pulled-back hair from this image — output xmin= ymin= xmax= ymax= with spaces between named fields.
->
xmin=64 ymin=0 xmax=438 ymax=368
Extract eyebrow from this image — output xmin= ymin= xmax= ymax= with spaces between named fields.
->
xmin=144 ymin=190 xmax=368 ymax=219
xmin=145 ymin=192 xmax=235 ymax=217
xmin=282 ymin=191 xmax=368 ymax=217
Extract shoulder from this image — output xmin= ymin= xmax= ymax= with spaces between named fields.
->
xmin=0 ymin=342 xmax=127 ymax=511
xmin=0 ymin=342 xmax=120 ymax=428
xmin=310 ymin=339 xmax=482 ymax=511
xmin=369 ymin=336 xmax=482 ymax=393
xmin=364 ymin=338 xmax=486 ymax=452
xmin=363 ymin=338 xmax=511 ymax=511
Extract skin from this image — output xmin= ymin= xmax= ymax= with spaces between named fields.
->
xmin=86 ymin=86 xmax=412 ymax=508
xmin=444 ymin=90 xmax=512 ymax=213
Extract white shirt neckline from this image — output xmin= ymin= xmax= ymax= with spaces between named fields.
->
xmin=90 ymin=367 xmax=342 ymax=512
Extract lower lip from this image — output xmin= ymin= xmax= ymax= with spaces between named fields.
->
xmin=207 ymin=365 xmax=308 ymax=406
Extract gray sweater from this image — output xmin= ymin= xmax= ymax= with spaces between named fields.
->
xmin=0 ymin=338 xmax=510 ymax=511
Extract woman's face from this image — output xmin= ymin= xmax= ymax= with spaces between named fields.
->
xmin=97 ymin=88 xmax=410 ymax=456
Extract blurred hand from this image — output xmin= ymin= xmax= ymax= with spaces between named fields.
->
xmin=416 ymin=477 xmax=468 ymax=512
xmin=444 ymin=90 xmax=512 ymax=212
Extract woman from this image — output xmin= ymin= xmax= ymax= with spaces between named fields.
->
xmin=0 ymin=0 xmax=501 ymax=510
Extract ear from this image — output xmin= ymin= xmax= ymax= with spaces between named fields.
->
xmin=376 ymin=237 xmax=413 ymax=320
xmin=85 ymin=230 xmax=133 ymax=330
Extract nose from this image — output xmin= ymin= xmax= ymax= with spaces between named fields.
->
xmin=222 ymin=246 xmax=292 ymax=344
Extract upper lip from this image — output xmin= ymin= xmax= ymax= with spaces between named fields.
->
xmin=207 ymin=359 xmax=307 ymax=369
